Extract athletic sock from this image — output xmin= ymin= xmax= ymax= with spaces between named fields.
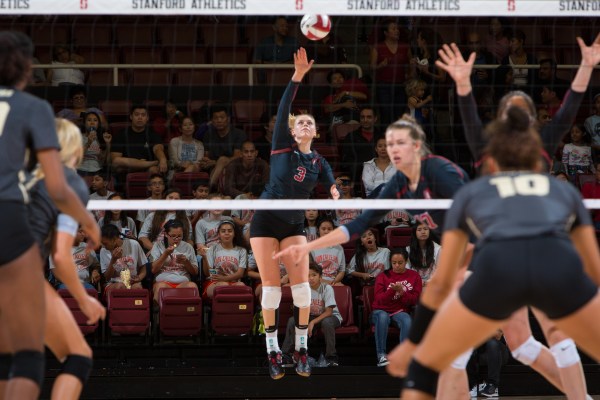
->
xmin=295 ymin=327 xmax=308 ymax=352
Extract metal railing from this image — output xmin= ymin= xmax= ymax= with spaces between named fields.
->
xmin=33 ymin=63 xmax=364 ymax=87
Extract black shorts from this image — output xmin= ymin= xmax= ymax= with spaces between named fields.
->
xmin=0 ymin=202 xmax=36 ymax=265
xmin=250 ymin=210 xmax=306 ymax=242
xmin=459 ymin=236 xmax=598 ymax=320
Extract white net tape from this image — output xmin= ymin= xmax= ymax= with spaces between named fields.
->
xmin=88 ymin=198 xmax=600 ymax=211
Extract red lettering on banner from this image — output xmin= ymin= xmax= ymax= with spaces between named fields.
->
xmin=296 ymin=0 xmax=303 ymax=10
xmin=80 ymin=0 xmax=88 ymax=9
xmin=507 ymin=0 xmax=515 ymax=11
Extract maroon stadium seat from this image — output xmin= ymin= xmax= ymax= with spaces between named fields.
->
xmin=331 ymin=285 xmax=360 ymax=336
xmin=125 ymin=172 xmax=151 ymax=199
xmin=171 ymin=172 xmax=210 ymax=198
xmin=210 ymin=285 xmax=254 ymax=338
xmin=99 ymin=99 xmax=132 ymax=122
xmin=385 ymin=227 xmax=412 ymax=249
xmin=58 ymin=288 xmax=100 ymax=338
xmin=107 ymin=289 xmax=151 ymax=341
xmin=233 ymin=99 xmax=266 ymax=124
xmin=157 ymin=287 xmax=202 ymax=338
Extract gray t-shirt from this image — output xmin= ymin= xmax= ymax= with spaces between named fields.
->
xmin=311 ymin=246 xmax=346 ymax=283
xmin=49 ymin=242 xmax=98 ymax=284
xmin=310 ymin=283 xmax=342 ymax=323
xmin=149 ymin=240 xmax=198 ymax=284
xmin=0 ymin=88 xmax=59 ymax=203
xmin=100 ymin=238 xmax=148 ymax=283
xmin=205 ymin=243 xmax=247 ymax=276
xmin=444 ymin=172 xmax=592 ymax=243
xmin=347 ymin=247 xmax=391 ymax=277
xmin=194 ymin=215 xmax=232 ymax=247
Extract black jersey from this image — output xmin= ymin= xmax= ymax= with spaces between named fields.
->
xmin=344 ymin=155 xmax=468 ymax=238
xmin=259 ymin=81 xmax=336 ymax=224
xmin=28 ymin=167 xmax=90 ymax=259
xmin=445 ymin=172 xmax=591 ymax=244
xmin=458 ymin=89 xmax=583 ymax=164
xmin=0 ymin=88 xmax=59 ymax=203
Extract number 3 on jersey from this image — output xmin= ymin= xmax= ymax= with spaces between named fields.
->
xmin=489 ymin=174 xmax=550 ymax=198
xmin=0 ymin=102 xmax=11 ymax=137
xmin=294 ymin=166 xmax=307 ymax=182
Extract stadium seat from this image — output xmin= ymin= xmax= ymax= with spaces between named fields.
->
xmin=171 ymin=172 xmax=210 ymax=198
xmin=201 ymin=23 xmax=240 ymax=46
xmin=232 ymin=99 xmax=265 ymax=124
xmin=219 ymin=70 xmax=251 ymax=86
xmin=164 ymin=46 xmax=207 ymax=65
xmin=342 ymin=242 xmax=356 ymax=264
xmin=71 ymin=18 xmax=113 ymax=46
xmin=257 ymin=68 xmax=294 ymax=86
xmin=385 ymin=227 xmax=412 ymax=249
xmin=121 ymin=47 xmax=164 ymax=64
xmin=312 ymin=144 xmax=339 ymax=171
xmin=244 ymin=23 xmax=275 ymax=46
xmin=578 ymin=173 xmax=596 ymax=190
xmin=361 ymin=285 xmax=399 ymax=338
xmin=30 ymin=24 xmax=70 ymax=47
xmin=125 ymin=172 xmax=151 ymax=199
xmin=209 ymin=285 xmax=254 ymax=339
xmin=330 ymin=285 xmax=360 ymax=337
xmin=86 ymin=69 xmax=127 ymax=86
xmin=308 ymin=69 xmax=330 ymax=86
xmin=145 ymin=99 xmax=166 ymax=120
xmin=58 ymin=288 xmax=101 ymax=340
xmin=99 ymin=100 xmax=132 ymax=122
xmin=115 ymin=24 xmax=156 ymax=46
xmin=175 ymin=69 xmax=215 ymax=86
xmin=157 ymin=287 xmax=202 ymax=339
xmin=130 ymin=69 xmax=173 ymax=86
xmin=158 ymin=24 xmax=202 ymax=46
xmin=106 ymin=289 xmax=151 ymax=343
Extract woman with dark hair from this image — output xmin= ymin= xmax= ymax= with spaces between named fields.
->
xmin=486 ymin=17 xmax=511 ymax=62
xmin=138 ymin=188 xmax=193 ymax=252
xmin=400 ymin=106 xmax=600 ymax=400
xmin=47 ymin=43 xmax=84 ymax=87
xmin=346 ymin=228 xmax=390 ymax=290
xmin=321 ymin=69 xmax=368 ymax=127
xmin=0 ymin=31 xmax=99 ymax=400
xmin=99 ymin=224 xmax=147 ymax=293
xmin=501 ymin=29 xmax=537 ymax=89
xmin=371 ymin=248 xmax=422 ymax=367
xmin=78 ymin=110 xmax=112 ymax=175
xmin=98 ymin=193 xmax=137 ymax=239
xmin=406 ymin=222 xmax=441 ymax=287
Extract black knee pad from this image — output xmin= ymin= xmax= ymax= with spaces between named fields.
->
xmin=0 ymin=353 xmax=12 ymax=380
xmin=61 ymin=355 xmax=93 ymax=385
xmin=264 ymin=308 xmax=279 ymax=333
xmin=10 ymin=350 xmax=45 ymax=388
xmin=293 ymin=306 xmax=308 ymax=330
xmin=403 ymin=359 xmax=439 ymax=397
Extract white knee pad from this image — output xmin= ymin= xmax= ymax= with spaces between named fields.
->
xmin=450 ymin=348 xmax=473 ymax=369
xmin=550 ymin=338 xmax=580 ymax=368
xmin=511 ymin=335 xmax=542 ymax=366
xmin=261 ymin=286 xmax=282 ymax=310
xmin=291 ymin=282 xmax=311 ymax=308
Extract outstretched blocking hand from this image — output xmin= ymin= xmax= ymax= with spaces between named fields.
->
xmin=292 ymin=47 xmax=314 ymax=82
xmin=578 ymin=33 xmax=600 ymax=67
xmin=435 ymin=43 xmax=476 ymax=96
xmin=273 ymin=244 xmax=309 ymax=266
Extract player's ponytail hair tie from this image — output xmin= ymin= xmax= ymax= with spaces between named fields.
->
xmin=386 ymin=114 xmax=432 ymax=157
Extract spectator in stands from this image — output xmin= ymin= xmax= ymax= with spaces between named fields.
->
xmin=231 ymin=184 xmax=261 ymax=233
xmin=49 ymin=226 xmax=100 ymax=291
xmin=486 ymin=17 xmax=511 ymax=62
xmin=371 ymin=248 xmax=421 ymax=367
xmin=405 ymin=78 xmax=432 ymax=129
xmin=562 ymin=124 xmax=594 ymax=183
xmin=310 ymin=218 xmax=346 ymax=286
xmin=306 ymin=30 xmax=348 ymax=64
xmin=491 ymin=64 xmax=515 ymax=104
xmin=382 ymin=209 xmax=413 ymax=233
xmin=346 ymin=228 xmax=390 ymax=294
xmin=203 ymin=105 xmax=247 ymax=189
xmin=321 ymin=70 xmax=368 ymax=128
xmin=537 ymin=105 xmax=552 ymax=128
xmin=536 ymin=58 xmax=569 ymax=103
xmin=304 ymin=210 xmax=319 ymax=242
xmin=78 ymin=111 xmax=112 ymax=176
xmin=202 ymin=220 xmax=248 ymax=298
xmin=31 ymin=55 xmax=46 ymax=85
xmin=255 ymin=114 xmax=276 ymax=162
xmin=149 ymin=219 xmax=199 ymax=303
xmin=195 ymin=193 xmax=233 ymax=255
xmin=501 ymin=29 xmax=537 ymax=89
xmin=153 ymin=100 xmax=184 ymax=144
xmin=189 ymin=179 xmax=211 ymax=228
xmin=100 ymin=224 xmax=147 ymax=293
xmin=340 ymin=107 xmax=380 ymax=185
xmin=410 ymin=27 xmax=446 ymax=103
xmin=138 ymin=188 xmax=193 ymax=252
xmin=47 ymin=43 xmax=84 ymax=86
xmin=406 ymin=222 xmax=441 ymax=287
xmin=540 ymin=81 xmax=567 ymax=117
xmin=136 ymin=173 xmax=166 ymax=225
xmin=168 ymin=116 xmax=215 ymax=175
xmin=334 ymin=172 xmax=361 ymax=226
xmin=221 ymin=141 xmax=269 ymax=198
xmin=581 ymin=161 xmax=600 ymax=229
xmin=253 ymin=16 xmax=298 ymax=65
xmin=98 ymin=193 xmax=138 ymax=239
xmin=468 ymin=330 xmax=510 ymax=398
xmin=56 ymin=85 xmax=107 ymax=127
xmin=362 ymin=137 xmax=394 ymax=197
xmin=465 ymin=31 xmax=495 ymax=87
xmin=584 ymin=93 xmax=600 ymax=159
xmin=110 ymin=104 xmax=168 ymax=174
xmin=89 ymin=172 xmax=114 ymax=221
xmin=370 ymin=18 xmax=411 ymax=124
xmin=281 ymin=262 xmax=342 ymax=367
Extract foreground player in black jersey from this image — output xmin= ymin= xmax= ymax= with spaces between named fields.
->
xmin=249 ymin=48 xmax=339 ymax=379
xmin=26 ymin=118 xmax=105 ymax=400
xmin=401 ymin=107 xmax=600 ymax=400
xmin=425 ymin=36 xmax=600 ymax=399
xmin=0 ymin=32 xmax=99 ymax=400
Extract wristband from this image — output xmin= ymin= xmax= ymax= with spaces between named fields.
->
xmin=407 ymin=302 xmax=436 ymax=344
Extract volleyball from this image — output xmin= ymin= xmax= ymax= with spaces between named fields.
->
xmin=300 ymin=14 xmax=331 ymax=41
